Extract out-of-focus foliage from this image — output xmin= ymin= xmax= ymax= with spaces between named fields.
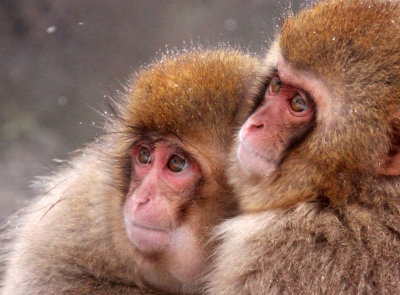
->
xmin=0 ymin=0 xmax=305 ymax=219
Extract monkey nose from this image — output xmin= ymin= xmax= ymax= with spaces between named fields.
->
xmin=241 ymin=121 xmax=264 ymax=139
xmin=129 ymin=190 xmax=152 ymax=212
xmin=245 ymin=115 xmax=265 ymax=131
xmin=134 ymin=196 xmax=150 ymax=210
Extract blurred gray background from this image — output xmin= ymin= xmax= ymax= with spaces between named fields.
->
xmin=0 ymin=0 xmax=306 ymax=220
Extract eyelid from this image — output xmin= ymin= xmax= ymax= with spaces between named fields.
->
xmin=169 ymin=146 xmax=191 ymax=160
xmin=169 ymin=153 xmax=190 ymax=167
xmin=168 ymin=154 xmax=188 ymax=164
xmin=298 ymin=91 xmax=314 ymax=105
xmin=170 ymin=153 xmax=184 ymax=159
xmin=132 ymin=142 xmax=153 ymax=152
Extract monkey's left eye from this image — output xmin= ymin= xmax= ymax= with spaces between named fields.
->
xmin=167 ymin=155 xmax=189 ymax=173
xmin=136 ymin=146 xmax=152 ymax=164
xmin=269 ymin=75 xmax=281 ymax=94
xmin=290 ymin=94 xmax=310 ymax=113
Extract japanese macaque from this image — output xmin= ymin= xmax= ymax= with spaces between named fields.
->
xmin=0 ymin=49 xmax=258 ymax=295
xmin=207 ymin=1 xmax=400 ymax=294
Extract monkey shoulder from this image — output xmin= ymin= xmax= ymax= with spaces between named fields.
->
xmin=209 ymin=199 xmax=400 ymax=294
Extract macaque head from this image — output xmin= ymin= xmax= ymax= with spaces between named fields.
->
xmin=238 ymin=71 xmax=315 ymax=177
xmin=232 ymin=0 xmax=400 ymax=211
xmin=106 ymin=50 xmax=257 ymax=291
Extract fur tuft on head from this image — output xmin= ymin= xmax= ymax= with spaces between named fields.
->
xmin=123 ymin=50 xmax=258 ymax=147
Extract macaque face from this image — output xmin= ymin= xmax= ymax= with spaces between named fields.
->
xmin=113 ymin=50 xmax=256 ymax=286
xmin=238 ymin=68 xmax=317 ymax=177
xmin=124 ymin=139 xmax=201 ymax=254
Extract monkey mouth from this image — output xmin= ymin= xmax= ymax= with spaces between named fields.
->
xmin=237 ymin=140 xmax=278 ymax=176
xmin=126 ymin=220 xmax=171 ymax=253
xmin=131 ymin=222 xmax=168 ymax=233
xmin=239 ymin=140 xmax=275 ymax=163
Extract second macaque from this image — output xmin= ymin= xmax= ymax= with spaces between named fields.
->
xmin=0 ymin=50 xmax=258 ymax=294
xmin=208 ymin=0 xmax=400 ymax=294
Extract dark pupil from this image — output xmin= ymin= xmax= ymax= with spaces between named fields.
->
xmin=138 ymin=147 xmax=151 ymax=164
xmin=168 ymin=155 xmax=188 ymax=172
xmin=291 ymin=95 xmax=307 ymax=112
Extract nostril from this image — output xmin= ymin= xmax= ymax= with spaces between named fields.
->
xmin=240 ymin=121 xmax=264 ymax=139
xmin=133 ymin=196 xmax=150 ymax=211
xmin=138 ymin=198 xmax=150 ymax=206
xmin=251 ymin=123 xmax=264 ymax=129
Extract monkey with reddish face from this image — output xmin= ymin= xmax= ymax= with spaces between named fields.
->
xmin=0 ymin=49 xmax=258 ymax=294
xmin=208 ymin=1 xmax=400 ymax=294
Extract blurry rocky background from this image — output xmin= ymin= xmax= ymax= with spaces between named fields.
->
xmin=0 ymin=0 xmax=305 ymax=220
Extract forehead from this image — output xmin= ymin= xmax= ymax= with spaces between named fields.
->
xmin=278 ymin=0 xmax=400 ymax=112
xmin=279 ymin=0 xmax=400 ymax=76
xmin=132 ymin=132 xmax=191 ymax=153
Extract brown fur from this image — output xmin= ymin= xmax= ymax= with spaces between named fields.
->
xmin=0 ymin=49 xmax=258 ymax=294
xmin=207 ymin=1 xmax=400 ymax=294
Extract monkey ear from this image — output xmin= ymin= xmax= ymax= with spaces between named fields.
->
xmin=379 ymin=117 xmax=400 ymax=176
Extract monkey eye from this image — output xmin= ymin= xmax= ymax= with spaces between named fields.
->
xmin=290 ymin=93 xmax=310 ymax=113
xmin=136 ymin=146 xmax=152 ymax=164
xmin=269 ymin=75 xmax=281 ymax=94
xmin=167 ymin=155 xmax=189 ymax=173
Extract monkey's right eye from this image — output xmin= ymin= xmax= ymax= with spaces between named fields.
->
xmin=167 ymin=155 xmax=188 ymax=173
xmin=136 ymin=146 xmax=152 ymax=164
xmin=269 ymin=75 xmax=281 ymax=94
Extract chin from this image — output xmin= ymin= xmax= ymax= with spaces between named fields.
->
xmin=237 ymin=141 xmax=277 ymax=177
xmin=125 ymin=221 xmax=171 ymax=253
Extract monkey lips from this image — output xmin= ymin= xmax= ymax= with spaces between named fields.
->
xmin=237 ymin=139 xmax=278 ymax=177
xmin=124 ymin=218 xmax=171 ymax=253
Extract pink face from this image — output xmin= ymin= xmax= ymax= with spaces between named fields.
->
xmin=238 ymin=73 xmax=315 ymax=176
xmin=124 ymin=141 xmax=201 ymax=253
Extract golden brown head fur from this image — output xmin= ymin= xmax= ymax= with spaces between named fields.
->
xmin=127 ymin=50 xmax=253 ymax=144
xmin=280 ymin=0 xmax=400 ymax=174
